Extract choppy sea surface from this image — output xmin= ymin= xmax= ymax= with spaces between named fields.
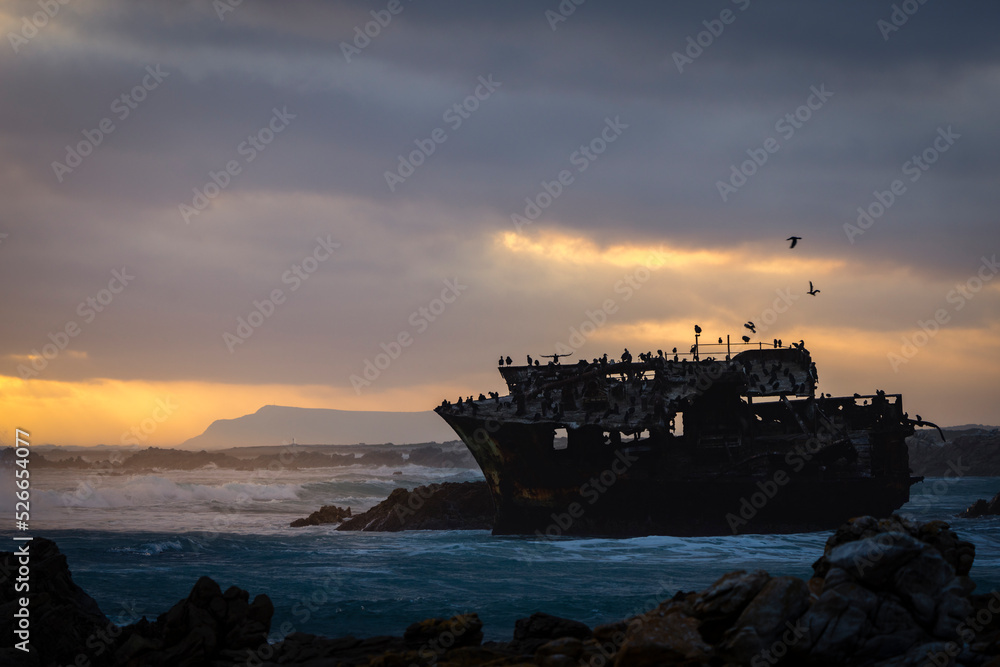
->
xmin=3 ymin=464 xmax=999 ymax=642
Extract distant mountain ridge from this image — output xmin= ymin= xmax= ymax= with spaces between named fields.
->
xmin=908 ymin=427 xmax=1000 ymax=476
xmin=177 ymin=405 xmax=456 ymax=450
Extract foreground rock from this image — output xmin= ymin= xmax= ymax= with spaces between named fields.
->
xmin=336 ymin=480 xmax=494 ymax=531
xmin=112 ymin=576 xmax=273 ymax=666
xmin=290 ymin=504 xmax=352 ymax=527
xmin=0 ymin=538 xmax=110 ymax=666
xmin=0 ymin=540 xmax=273 ymax=667
xmin=959 ymin=490 xmax=1000 ymax=518
xmin=6 ymin=515 xmax=1000 ymax=666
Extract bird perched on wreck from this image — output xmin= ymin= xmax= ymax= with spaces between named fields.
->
xmin=742 ymin=335 xmax=751 ymax=343
xmin=787 ymin=236 xmax=802 ymax=248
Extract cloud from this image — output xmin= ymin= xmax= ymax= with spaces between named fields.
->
xmin=1 ymin=0 xmax=998 ymax=442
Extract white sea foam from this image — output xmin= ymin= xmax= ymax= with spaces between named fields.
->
xmin=34 ymin=475 xmax=303 ymax=509
xmin=110 ymin=539 xmax=185 ymax=556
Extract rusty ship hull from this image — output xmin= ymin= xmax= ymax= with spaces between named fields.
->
xmin=435 ymin=345 xmax=921 ymax=537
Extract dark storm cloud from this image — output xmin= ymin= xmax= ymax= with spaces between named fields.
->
xmin=1 ymin=0 xmax=998 ymax=390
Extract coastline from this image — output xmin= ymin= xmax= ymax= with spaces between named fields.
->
xmin=4 ymin=514 xmax=1000 ymax=666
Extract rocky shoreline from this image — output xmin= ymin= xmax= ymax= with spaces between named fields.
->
xmin=288 ymin=481 xmax=494 ymax=530
xmin=4 ymin=515 xmax=1000 ymax=666
xmin=0 ymin=443 xmax=478 ymax=472
xmin=337 ymin=481 xmax=494 ymax=531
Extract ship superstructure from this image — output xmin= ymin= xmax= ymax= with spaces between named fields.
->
xmin=435 ymin=338 xmax=921 ymax=536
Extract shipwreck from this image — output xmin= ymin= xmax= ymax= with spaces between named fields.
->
xmin=435 ymin=333 xmax=925 ymax=537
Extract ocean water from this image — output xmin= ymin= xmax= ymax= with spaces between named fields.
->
xmin=4 ymin=464 xmax=1000 ymax=642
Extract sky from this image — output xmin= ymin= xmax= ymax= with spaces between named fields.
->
xmin=1 ymin=0 xmax=999 ymax=447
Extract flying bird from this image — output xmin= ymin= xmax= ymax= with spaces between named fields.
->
xmin=787 ymin=236 xmax=802 ymax=249
xmin=744 ymin=321 xmax=756 ymax=334
xmin=807 ymin=281 xmax=820 ymax=296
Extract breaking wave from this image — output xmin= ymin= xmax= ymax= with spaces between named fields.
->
xmin=34 ymin=475 xmax=304 ymax=509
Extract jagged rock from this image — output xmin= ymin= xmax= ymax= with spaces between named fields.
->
xmin=337 ymin=481 xmax=494 ymax=531
xmin=614 ymin=607 xmax=712 ymax=666
xmin=825 ymin=532 xmax=927 ymax=588
xmin=959 ymin=490 xmax=1000 ymax=518
xmin=113 ymin=576 xmax=273 ymax=666
xmin=266 ymin=615 xmax=491 ymax=666
xmin=509 ymin=612 xmax=592 ymax=655
xmin=792 ymin=516 xmax=981 ymax=665
xmin=813 ymin=514 xmax=974 ymax=578
xmin=514 ymin=612 xmax=592 ymax=642
xmin=688 ymin=568 xmax=771 ymax=643
xmin=0 ymin=537 xmax=111 ymax=667
xmin=436 ymin=645 xmax=526 ymax=665
xmin=403 ymin=612 xmax=483 ymax=650
xmin=535 ymin=636 xmax=585 ymax=666
xmin=264 ymin=633 xmax=363 ymax=664
xmin=289 ymin=504 xmax=352 ymax=527
xmin=719 ymin=576 xmax=811 ymax=664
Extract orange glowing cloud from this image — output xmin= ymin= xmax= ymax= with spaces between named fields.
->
xmin=497 ymin=228 xmax=846 ymax=275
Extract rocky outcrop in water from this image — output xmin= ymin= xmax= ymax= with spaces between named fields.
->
xmin=336 ymin=481 xmax=494 ymax=531
xmin=290 ymin=504 xmax=352 ymax=527
xmin=6 ymin=515 xmax=1000 ymax=666
xmin=959 ymin=490 xmax=1000 ymax=518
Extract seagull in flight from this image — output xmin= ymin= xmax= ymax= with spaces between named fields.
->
xmin=787 ymin=236 xmax=802 ymax=249
xmin=744 ymin=321 xmax=756 ymax=334
xmin=807 ymin=281 xmax=820 ymax=296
